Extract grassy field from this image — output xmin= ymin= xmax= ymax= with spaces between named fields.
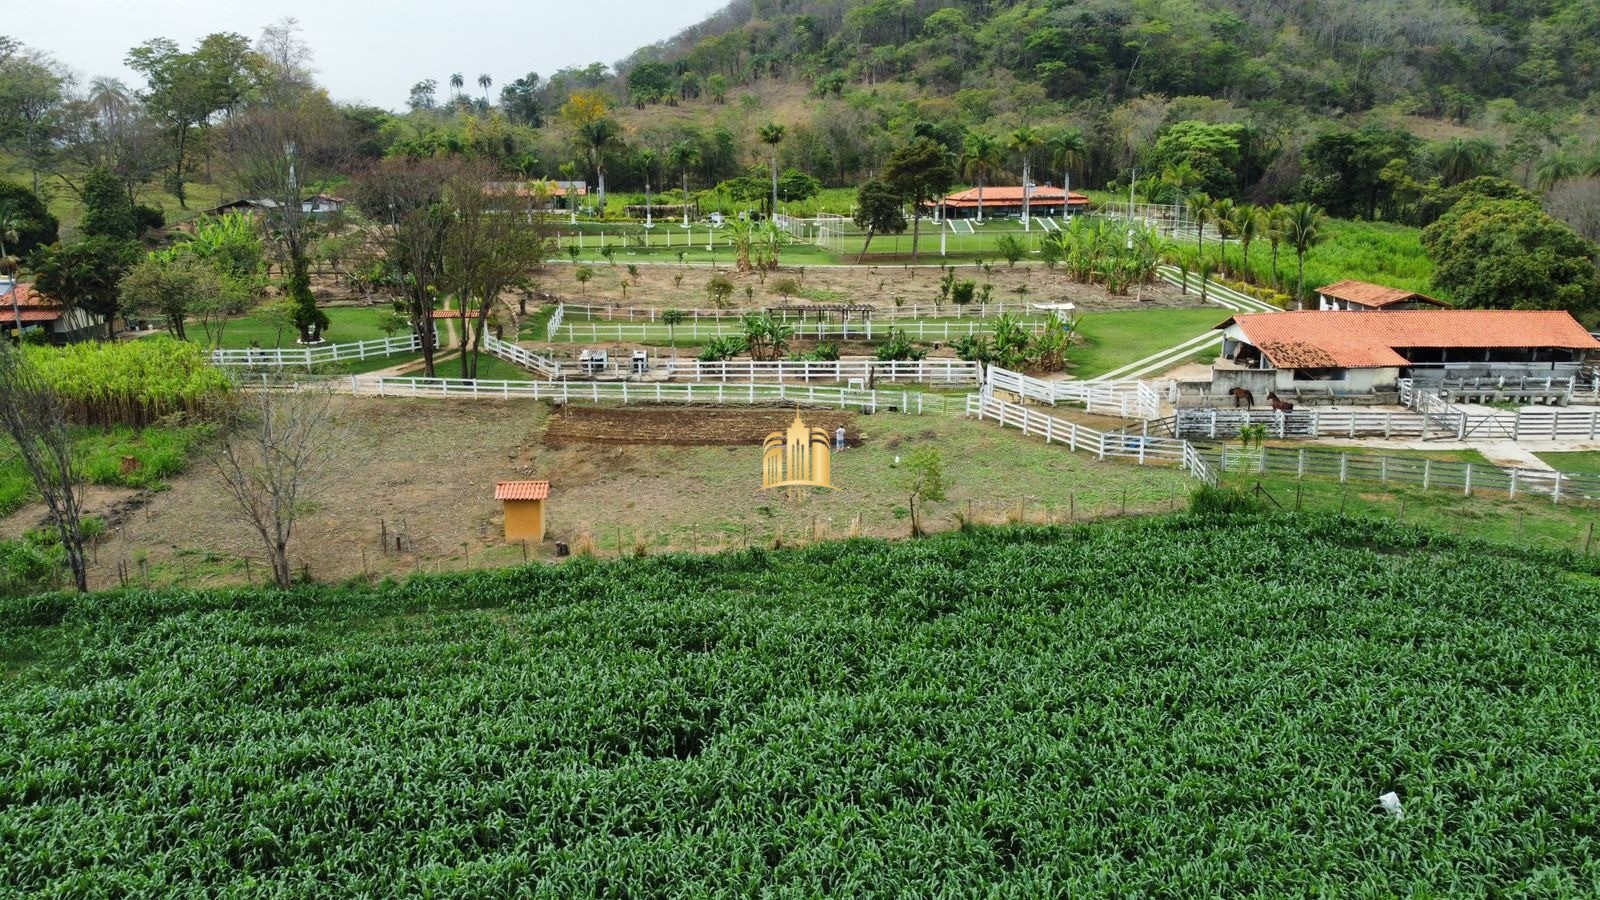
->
xmin=1536 ymin=451 xmax=1600 ymax=475
xmin=1217 ymin=465 xmax=1600 ymax=553
xmin=1069 ymin=307 xmax=1230 ymax=378
xmin=1 ymin=151 xmax=226 ymax=233
xmin=212 ymin=306 xmax=398 ymax=349
xmin=1220 ymin=218 xmax=1435 ymax=299
xmin=4 ymin=515 xmax=1599 ymax=892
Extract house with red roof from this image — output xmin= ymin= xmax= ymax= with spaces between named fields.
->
xmin=1210 ymin=309 xmax=1600 ymax=396
xmin=935 ymin=185 xmax=1090 ymax=220
xmin=2 ymin=280 xmax=104 ymax=344
xmin=1316 ymin=280 xmax=1450 ymax=311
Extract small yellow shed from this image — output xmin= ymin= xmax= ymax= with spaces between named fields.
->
xmin=496 ymin=480 xmax=549 ymax=543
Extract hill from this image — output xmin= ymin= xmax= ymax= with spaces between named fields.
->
xmin=4 ymin=515 xmax=1598 ymax=893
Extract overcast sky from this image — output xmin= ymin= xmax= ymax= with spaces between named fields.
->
xmin=11 ymin=0 xmax=730 ymax=111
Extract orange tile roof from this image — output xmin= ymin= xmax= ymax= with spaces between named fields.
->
xmin=495 ymin=481 xmax=550 ymax=501
xmin=1217 ymin=310 xmax=1600 ymax=369
xmin=1317 ymin=279 xmax=1447 ymax=308
xmin=940 ymin=187 xmax=1090 ymax=208
xmin=3 ymin=283 xmax=65 ymax=322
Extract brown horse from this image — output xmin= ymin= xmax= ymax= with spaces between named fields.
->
xmin=1267 ymin=391 xmax=1295 ymax=412
xmin=1228 ymin=387 xmax=1255 ymax=408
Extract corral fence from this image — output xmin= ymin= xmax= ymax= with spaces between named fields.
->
xmin=210 ymin=333 xmax=422 ymax=369
xmin=1402 ymin=377 xmax=1600 ymax=441
xmin=547 ymin=300 xmax=1043 ymax=323
xmin=967 ymin=394 xmax=1216 ymax=485
xmin=482 ymin=334 xmax=564 ymax=379
xmin=669 ymin=358 xmax=980 ymax=385
xmin=987 ymin=366 xmax=1171 ymax=421
xmin=553 ymin=319 xmax=1038 ymax=343
xmin=1175 ymin=395 xmax=1600 ymax=442
xmin=1208 ymin=444 xmax=1600 ymax=504
xmin=344 ymin=375 xmax=958 ymax=414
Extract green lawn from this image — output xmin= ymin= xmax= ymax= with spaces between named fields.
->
xmin=1535 ymin=451 xmax=1600 ymax=475
xmin=1069 ymin=307 xmax=1232 ymax=378
xmin=1229 ymin=218 xmax=1435 ymax=299
xmin=212 ymin=307 xmax=398 ymax=349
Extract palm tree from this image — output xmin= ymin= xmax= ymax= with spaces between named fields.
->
xmin=1265 ymin=204 xmax=1290 ymax=291
xmin=1209 ymin=197 xmax=1237 ymax=272
xmin=960 ymin=131 xmax=1003 ymax=223
xmin=1186 ymin=192 xmax=1213 ymax=255
xmin=1007 ymin=126 xmax=1044 ymax=226
xmin=637 ymin=148 xmax=659 ymax=225
xmin=1284 ymin=202 xmax=1328 ymax=304
xmin=449 ymin=72 xmax=465 ymax=102
xmin=558 ymin=160 xmax=581 ymax=223
xmin=666 ymin=141 xmax=701 ymax=227
xmin=1049 ymin=129 xmax=1087 ymax=221
xmin=1231 ymin=204 xmax=1264 ymax=283
xmin=758 ymin=122 xmax=785 ymax=217
xmin=0 ymin=204 xmax=23 ymax=262
xmin=1435 ymin=137 xmax=1497 ymax=186
xmin=1535 ymin=150 xmax=1580 ymax=191
xmin=477 ymin=74 xmax=493 ymax=106
xmin=574 ymin=118 xmax=625 ymax=216
xmin=662 ymin=309 xmax=685 ymax=361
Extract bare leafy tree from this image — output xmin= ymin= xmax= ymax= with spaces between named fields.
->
xmin=204 ymin=387 xmax=344 ymax=589
xmin=349 ymin=156 xmax=461 ymax=377
xmin=443 ymin=164 xmax=551 ymax=379
xmin=0 ymin=343 xmax=88 ymax=591
xmin=1544 ymin=177 xmax=1600 ymax=246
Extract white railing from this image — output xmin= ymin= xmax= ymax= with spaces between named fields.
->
xmin=554 ymin=319 xmax=1029 ymax=343
xmin=1155 ymin=266 xmax=1280 ymax=313
xmin=545 ymin=304 xmax=566 ymax=341
xmin=986 ymin=366 xmax=1169 ymax=420
xmin=482 ymin=334 xmax=564 ymax=379
xmin=347 ymin=376 xmax=952 ymax=414
xmin=966 ymin=394 xmax=1200 ymax=473
xmin=670 ymin=358 xmax=980 ymax=385
xmin=1213 ymin=444 xmax=1600 ymax=504
xmin=551 ymin=299 xmax=1041 ymax=322
xmin=210 ymin=333 xmax=421 ymax=369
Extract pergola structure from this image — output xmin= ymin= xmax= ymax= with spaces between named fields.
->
xmin=765 ymin=304 xmax=877 ymax=323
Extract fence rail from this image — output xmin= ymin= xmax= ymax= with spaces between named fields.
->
xmin=210 ymin=333 xmax=421 ymax=369
xmin=553 ymin=319 xmax=1029 ymax=343
xmin=482 ymin=334 xmax=564 ymax=378
xmin=1211 ymin=444 xmax=1600 ymax=503
xmin=546 ymin=299 xmax=1040 ymax=323
xmin=967 ymin=395 xmax=1203 ymax=474
xmin=545 ymin=304 xmax=566 ymax=341
xmin=346 ymin=375 xmax=954 ymax=413
xmin=670 ymin=358 xmax=980 ymax=384
xmin=986 ymin=367 xmax=1170 ymax=420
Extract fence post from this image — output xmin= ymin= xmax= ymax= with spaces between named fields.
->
xmin=1380 ymin=456 xmax=1387 ymax=485
xmin=1340 ymin=453 xmax=1348 ymax=484
xmin=1509 ymin=467 xmax=1518 ymax=500
xmin=1423 ymin=458 xmax=1431 ymax=490
xmin=1298 ymin=448 xmax=1305 ymax=479
xmin=1464 ymin=463 xmax=1472 ymax=497
xmin=1553 ymin=471 xmax=1563 ymax=504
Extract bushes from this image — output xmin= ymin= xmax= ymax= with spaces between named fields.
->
xmin=74 ymin=426 xmax=207 ymax=489
xmin=1188 ymin=484 xmax=1260 ymax=516
xmin=25 ymin=338 xmax=231 ymax=427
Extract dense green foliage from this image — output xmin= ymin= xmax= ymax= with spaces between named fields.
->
xmin=24 ymin=337 xmax=231 ymax=426
xmin=1423 ymin=193 xmax=1600 ymax=312
xmin=4 ymin=517 xmax=1598 ymax=893
xmin=0 ymin=182 xmax=58 ymax=257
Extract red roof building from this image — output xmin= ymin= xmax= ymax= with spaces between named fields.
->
xmin=494 ymin=481 xmax=551 ymax=501
xmin=935 ymin=186 xmax=1090 ymax=219
xmin=1213 ymin=309 xmax=1599 ymax=393
xmin=3 ymin=281 xmax=104 ymax=342
xmin=1316 ymin=280 xmax=1449 ymax=311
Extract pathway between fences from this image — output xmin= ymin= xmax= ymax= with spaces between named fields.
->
xmin=210 ymin=333 xmax=423 ymax=369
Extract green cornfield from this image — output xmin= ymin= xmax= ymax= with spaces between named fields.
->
xmin=25 ymin=338 xmax=232 ymax=426
xmin=3 ymin=515 xmax=1598 ymax=895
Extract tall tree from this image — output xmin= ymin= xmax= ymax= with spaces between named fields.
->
xmin=1186 ymin=192 xmax=1213 ymax=255
xmin=126 ymin=33 xmax=261 ymax=207
xmin=1049 ymin=128 xmax=1087 ymax=219
xmin=223 ymin=101 xmax=351 ymax=343
xmin=78 ymin=165 xmax=138 ymax=240
xmin=1283 ymin=202 xmax=1328 ymax=302
xmin=0 ymin=42 xmax=68 ymax=195
xmin=477 ymin=73 xmax=493 ymax=106
xmin=883 ymin=137 xmax=955 ymax=263
xmin=960 ymin=131 xmax=1002 ymax=223
xmin=443 ymin=166 xmax=550 ymax=379
xmin=853 ymin=179 xmax=907 ymax=262
xmin=759 ymin=122 xmax=785 ymax=217
xmin=1423 ymin=194 xmax=1600 ymax=313
xmin=449 ymin=72 xmax=465 ymax=102
xmin=29 ymin=237 xmax=139 ymax=337
xmin=350 ymin=156 xmax=459 ymax=376
xmin=1007 ymin=126 xmax=1043 ymax=225
xmin=0 ymin=343 xmax=88 ymax=591
xmin=667 ymin=140 xmax=701 ymax=227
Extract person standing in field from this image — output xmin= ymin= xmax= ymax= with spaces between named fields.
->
xmin=835 ymin=425 xmax=846 ymax=452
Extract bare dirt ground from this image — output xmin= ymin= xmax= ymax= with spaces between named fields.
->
xmin=25 ymin=397 xmax=1188 ymax=592
xmin=544 ymin=262 xmax=1190 ymax=313
xmin=544 ymin=406 xmax=862 ymax=447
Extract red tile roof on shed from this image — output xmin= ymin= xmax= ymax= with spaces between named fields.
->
xmin=495 ymin=481 xmax=550 ymax=501
xmin=1217 ymin=310 xmax=1600 ymax=369
xmin=1317 ymin=279 xmax=1447 ymax=308
xmin=939 ymin=186 xmax=1089 ymax=207
xmin=3 ymin=283 xmax=65 ymax=323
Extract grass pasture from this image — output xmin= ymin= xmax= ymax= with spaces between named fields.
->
xmin=3 ymin=516 xmax=1598 ymax=893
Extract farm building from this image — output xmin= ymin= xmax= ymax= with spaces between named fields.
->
xmin=496 ymin=481 xmax=550 ymax=543
xmin=2 ymin=280 xmax=103 ymax=343
xmin=195 ymin=195 xmax=348 ymax=218
xmin=1316 ymin=280 xmax=1450 ymax=311
xmin=936 ymin=186 xmax=1091 ymax=219
xmin=1210 ymin=309 xmax=1600 ymax=396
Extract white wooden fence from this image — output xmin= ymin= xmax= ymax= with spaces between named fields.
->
xmin=549 ymin=299 xmax=1041 ymax=322
xmin=482 ymin=334 xmax=564 ymax=379
xmin=544 ymin=304 xmax=565 ymax=340
xmin=1173 ymin=407 xmax=1433 ymax=440
xmin=1213 ymin=444 xmax=1600 ymax=504
xmin=671 ymin=358 xmax=980 ymax=385
xmin=554 ymin=319 xmax=1027 ymax=343
xmin=986 ymin=366 xmax=1170 ymax=420
xmin=966 ymin=394 xmax=1216 ymax=484
xmin=346 ymin=375 xmax=955 ymax=413
xmin=210 ymin=333 xmax=421 ymax=369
